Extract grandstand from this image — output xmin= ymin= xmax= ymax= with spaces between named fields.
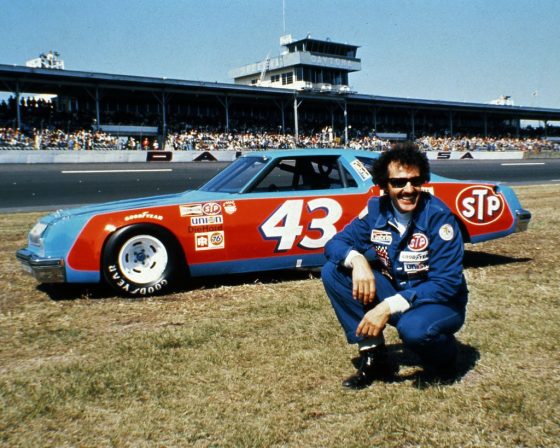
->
xmin=1 ymin=35 xmax=560 ymax=150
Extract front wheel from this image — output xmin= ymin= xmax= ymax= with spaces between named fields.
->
xmin=102 ymin=225 xmax=182 ymax=296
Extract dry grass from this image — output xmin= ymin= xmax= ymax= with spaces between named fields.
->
xmin=1 ymin=185 xmax=559 ymax=447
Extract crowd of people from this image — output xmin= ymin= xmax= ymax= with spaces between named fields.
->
xmin=1 ymin=125 xmax=559 ymax=152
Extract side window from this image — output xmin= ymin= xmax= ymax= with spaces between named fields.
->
xmin=252 ymin=159 xmax=298 ymax=192
xmin=341 ymin=165 xmax=358 ymax=188
xmin=249 ymin=156 xmax=359 ymax=192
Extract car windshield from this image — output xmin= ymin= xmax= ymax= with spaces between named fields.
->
xmin=199 ymin=155 xmax=268 ymax=193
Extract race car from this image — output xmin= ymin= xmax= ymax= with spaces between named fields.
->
xmin=16 ymin=149 xmax=531 ymax=296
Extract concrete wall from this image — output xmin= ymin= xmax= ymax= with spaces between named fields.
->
xmin=0 ymin=149 xmax=558 ymax=164
xmin=0 ymin=150 xmax=240 ymax=163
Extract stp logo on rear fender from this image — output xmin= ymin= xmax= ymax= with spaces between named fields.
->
xmin=456 ymin=185 xmax=505 ymax=225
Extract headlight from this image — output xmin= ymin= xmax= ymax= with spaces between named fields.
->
xmin=29 ymin=222 xmax=48 ymax=246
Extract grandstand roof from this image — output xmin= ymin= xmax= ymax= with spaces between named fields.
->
xmin=1 ymin=63 xmax=560 ymax=122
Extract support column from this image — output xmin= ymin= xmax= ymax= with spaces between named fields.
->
xmin=95 ymin=87 xmax=101 ymax=131
xmin=293 ymin=95 xmax=302 ymax=143
xmin=273 ymin=99 xmax=287 ymax=133
xmin=216 ymin=95 xmax=231 ymax=132
xmin=344 ymin=101 xmax=348 ymax=146
xmin=153 ymin=91 xmax=169 ymax=147
xmin=15 ymin=81 xmax=21 ymax=129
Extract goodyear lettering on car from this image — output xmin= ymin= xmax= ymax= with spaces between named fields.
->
xmin=124 ymin=211 xmax=164 ymax=221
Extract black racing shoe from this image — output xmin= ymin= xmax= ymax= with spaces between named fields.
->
xmin=342 ymin=345 xmax=396 ymax=390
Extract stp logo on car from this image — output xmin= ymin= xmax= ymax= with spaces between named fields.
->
xmin=456 ymin=185 xmax=505 ymax=225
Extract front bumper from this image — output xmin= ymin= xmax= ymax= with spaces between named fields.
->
xmin=16 ymin=248 xmax=66 ymax=283
xmin=515 ymin=209 xmax=532 ymax=233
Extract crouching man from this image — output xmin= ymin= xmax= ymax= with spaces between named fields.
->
xmin=322 ymin=143 xmax=468 ymax=389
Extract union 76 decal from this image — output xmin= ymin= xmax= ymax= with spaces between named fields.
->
xmin=259 ymin=198 xmax=343 ymax=251
xmin=456 ymin=185 xmax=505 ymax=225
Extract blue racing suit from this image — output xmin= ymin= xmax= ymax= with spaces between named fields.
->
xmin=322 ymin=192 xmax=468 ymax=368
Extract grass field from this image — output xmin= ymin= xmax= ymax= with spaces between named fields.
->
xmin=1 ymin=185 xmax=559 ymax=447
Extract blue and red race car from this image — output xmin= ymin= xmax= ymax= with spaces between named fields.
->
xmin=16 ymin=149 xmax=531 ymax=296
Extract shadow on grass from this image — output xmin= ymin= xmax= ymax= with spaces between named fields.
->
xmin=38 ymin=269 xmax=321 ymax=301
xmin=464 ymin=250 xmax=531 ymax=268
xmin=38 ymin=282 xmax=117 ymax=301
xmin=351 ymin=341 xmax=480 ymax=388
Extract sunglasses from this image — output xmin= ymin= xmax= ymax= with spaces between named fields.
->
xmin=387 ymin=176 xmax=424 ymax=188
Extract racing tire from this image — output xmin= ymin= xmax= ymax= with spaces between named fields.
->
xmin=102 ymin=224 xmax=183 ymax=297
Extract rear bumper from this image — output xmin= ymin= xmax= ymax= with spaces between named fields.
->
xmin=515 ymin=209 xmax=531 ymax=233
xmin=16 ymin=248 xmax=66 ymax=283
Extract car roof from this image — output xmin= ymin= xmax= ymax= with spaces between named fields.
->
xmin=240 ymin=148 xmax=380 ymax=159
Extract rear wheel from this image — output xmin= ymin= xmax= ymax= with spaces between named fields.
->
xmin=102 ymin=225 xmax=182 ymax=296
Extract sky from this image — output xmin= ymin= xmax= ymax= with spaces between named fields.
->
xmin=1 ymin=0 xmax=559 ymax=109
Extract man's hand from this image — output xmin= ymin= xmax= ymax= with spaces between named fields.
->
xmin=350 ymin=253 xmax=376 ymax=304
xmin=356 ymin=301 xmax=390 ymax=337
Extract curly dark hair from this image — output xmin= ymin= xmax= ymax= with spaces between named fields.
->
xmin=373 ymin=141 xmax=430 ymax=189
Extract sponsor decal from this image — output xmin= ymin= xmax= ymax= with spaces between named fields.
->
xmin=404 ymin=262 xmax=429 ymax=274
xmin=456 ymin=185 xmax=505 ymax=225
xmin=439 ymin=223 xmax=454 ymax=241
xmin=190 ymin=215 xmax=224 ymax=226
xmin=371 ymin=230 xmax=392 ymax=245
xmin=223 ymin=200 xmax=237 ymax=215
xmin=180 ymin=204 xmax=203 ymax=217
xmin=180 ymin=202 xmax=222 ymax=217
xmin=399 ymin=251 xmax=429 ymax=262
xmin=408 ymin=233 xmax=429 ymax=251
xmin=421 ymin=186 xmax=435 ymax=195
xmin=350 ymin=159 xmax=372 ymax=181
xmin=124 ymin=211 xmax=163 ymax=222
xmin=195 ymin=231 xmax=225 ymax=251
xmin=188 ymin=224 xmax=223 ymax=234
xmin=202 ymin=202 xmax=222 ymax=216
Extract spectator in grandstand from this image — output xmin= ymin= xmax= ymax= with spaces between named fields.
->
xmin=1 ymin=123 xmax=559 ymax=152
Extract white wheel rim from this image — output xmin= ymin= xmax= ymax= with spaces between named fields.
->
xmin=117 ymin=235 xmax=169 ymax=284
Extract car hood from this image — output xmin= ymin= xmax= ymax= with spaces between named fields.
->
xmin=43 ymin=190 xmax=226 ymax=223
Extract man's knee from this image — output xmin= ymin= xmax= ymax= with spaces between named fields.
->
xmin=321 ymin=261 xmax=350 ymax=291
xmin=398 ymin=322 xmax=432 ymax=349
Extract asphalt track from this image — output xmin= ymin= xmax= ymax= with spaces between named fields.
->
xmin=1 ymin=158 xmax=559 ymax=213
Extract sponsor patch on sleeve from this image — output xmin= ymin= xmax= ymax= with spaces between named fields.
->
xmin=439 ymin=223 xmax=454 ymax=241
